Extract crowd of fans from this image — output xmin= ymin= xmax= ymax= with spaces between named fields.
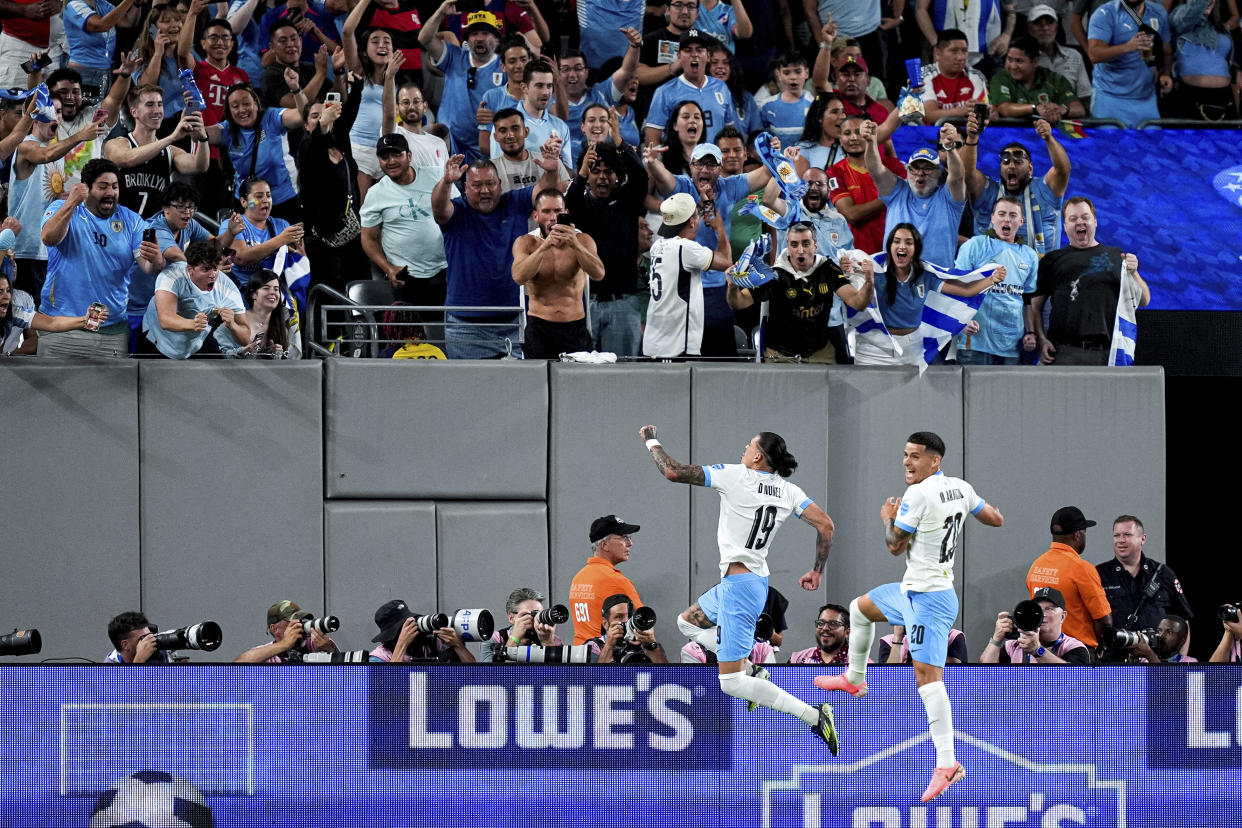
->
xmin=98 ymin=510 xmax=1239 ymax=664
xmin=0 ymin=0 xmax=1235 ymax=362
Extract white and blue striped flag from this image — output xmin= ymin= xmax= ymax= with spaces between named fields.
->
xmin=915 ymin=261 xmax=1000 ymax=373
xmin=841 ymin=251 xmax=903 ymax=358
xmin=1108 ymin=263 xmax=1140 ymax=366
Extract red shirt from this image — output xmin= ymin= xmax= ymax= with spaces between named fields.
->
xmin=3 ymin=0 xmax=51 ymax=47
xmin=362 ymin=0 xmax=426 ymax=71
xmin=826 ymin=155 xmax=907 ymax=254
xmin=194 ymin=61 xmax=250 ymax=126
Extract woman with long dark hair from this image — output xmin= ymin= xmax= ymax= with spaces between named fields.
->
xmin=795 ymin=92 xmax=848 ymax=174
xmin=660 ymin=99 xmax=707 ymax=177
xmin=854 ymin=224 xmax=1002 ymax=365
xmin=206 ymin=79 xmax=308 ymax=222
xmin=342 ymin=0 xmax=397 ymax=202
xmin=216 ymin=269 xmax=300 ymax=358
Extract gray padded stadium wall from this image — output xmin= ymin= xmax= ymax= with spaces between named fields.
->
xmin=137 ymin=362 xmax=325 ymax=658
xmin=0 ymin=361 xmax=1165 ymax=665
xmin=0 ymin=363 xmax=141 ymax=662
xmin=961 ymin=366 xmax=1166 ymax=660
xmin=548 ymin=364 xmax=692 ymax=648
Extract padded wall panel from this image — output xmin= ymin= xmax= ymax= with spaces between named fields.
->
xmin=962 ymin=366 xmax=1166 ymax=656
xmin=825 ymin=367 xmax=966 ymax=658
xmin=138 ymin=362 xmax=323 ymax=659
xmin=0 ymin=363 xmax=140 ymax=662
xmin=436 ymin=502 xmax=549 ymax=643
xmin=324 ymin=361 xmax=548 ymax=499
xmin=324 ymin=501 xmax=437 ymax=651
xmin=690 ymin=365 xmax=833 ymax=657
xmin=549 ymin=365 xmax=692 ymax=647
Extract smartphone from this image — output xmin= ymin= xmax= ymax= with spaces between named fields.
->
xmin=84 ymin=302 xmax=107 ymax=332
xmin=92 ymin=107 xmax=110 ymax=124
xmin=973 ymin=103 xmax=988 ymax=128
xmin=20 ymin=52 xmax=50 ymax=75
xmin=555 ymin=213 xmax=574 ymax=225
xmin=324 ymin=91 xmax=341 ymax=106
xmin=142 ymin=228 xmax=158 ymax=244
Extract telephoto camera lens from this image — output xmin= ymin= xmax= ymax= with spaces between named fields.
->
xmin=1006 ymin=600 xmax=1044 ymax=639
xmin=536 ymin=604 xmax=569 ymax=626
xmin=415 ymin=613 xmax=449 ymax=633
xmin=0 ymin=628 xmax=42 ymax=656
xmin=505 ymin=644 xmax=594 ymax=664
xmin=301 ymin=616 xmax=340 ymax=635
xmin=625 ymin=605 xmax=657 ymax=640
xmin=1218 ymin=603 xmax=1240 ymax=623
xmin=450 ymin=609 xmax=494 ymax=642
xmin=153 ymin=621 xmax=222 ymax=652
xmin=302 ymin=650 xmax=369 ymax=663
xmin=1113 ymin=629 xmax=1143 ymax=649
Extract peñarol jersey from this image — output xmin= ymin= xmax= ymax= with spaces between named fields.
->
xmin=893 ymin=470 xmax=985 ymax=593
xmin=703 ymin=463 xmax=812 ymax=579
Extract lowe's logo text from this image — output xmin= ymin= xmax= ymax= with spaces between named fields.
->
xmin=1148 ymin=669 xmax=1242 ymax=767
xmin=367 ymin=666 xmax=731 ymax=768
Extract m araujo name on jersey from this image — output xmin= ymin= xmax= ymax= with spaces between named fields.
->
xmin=367 ymin=667 xmax=730 ymax=768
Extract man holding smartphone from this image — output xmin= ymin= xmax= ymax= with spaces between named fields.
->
xmin=510 ymin=188 xmax=604 ymax=358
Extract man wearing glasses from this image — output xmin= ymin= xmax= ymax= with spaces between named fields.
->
xmin=789 ymin=604 xmax=853 ymax=665
xmin=419 ymin=2 xmax=505 ymax=161
xmin=569 ymin=515 xmax=645 ymax=646
xmin=961 ymin=114 xmax=1071 ymax=257
xmin=125 ymin=182 xmax=243 ymax=351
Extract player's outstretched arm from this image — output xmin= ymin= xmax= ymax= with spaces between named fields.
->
xmin=974 ymin=503 xmax=1004 ymax=527
xmin=797 ymin=503 xmax=836 ymax=591
xmin=639 ymin=425 xmax=705 ymax=486
xmin=880 ymin=496 xmax=912 ymax=555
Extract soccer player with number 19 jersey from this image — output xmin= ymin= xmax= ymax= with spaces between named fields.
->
xmin=818 ymin=431 xmax=1004 ymax=803
xmin=639 ymin=424 xmax=843 ymax=753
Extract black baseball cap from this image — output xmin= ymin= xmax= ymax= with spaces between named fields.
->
xmin=1050 ymin=506 xmax=1096 ymax=535
xmin=371 ymin=599 xmax=417 ymax=642
xmin=590 ymin=514 xmax=641 ymax=543
xmin=679 ymin=29 xmax=720 ymax=49
xmin=1032 ymin=587 xmax=1066 ymax=610
xmin=375 ymin=133 xmax=409 ymax=156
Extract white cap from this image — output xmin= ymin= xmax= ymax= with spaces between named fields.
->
xmin=690 ymin=143 xmax=723 ymax=164
xmin=1027 ymin=4 xmax=1059 ymax=22
xmin=658 ymin=192 xmax=698 ymax=235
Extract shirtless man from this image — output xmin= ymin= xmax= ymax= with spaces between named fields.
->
xmin=510 ymin=189 xmax=605 ymax=359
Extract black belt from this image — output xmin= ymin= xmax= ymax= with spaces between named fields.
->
xmin=1057 ymin=339 xmax=1109 ymax=351
xmin=592 ymin=292 xmax=635 ymax=302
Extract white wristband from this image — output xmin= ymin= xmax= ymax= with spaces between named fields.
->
xmin=645 ymin=439 xmax=661 ymax=451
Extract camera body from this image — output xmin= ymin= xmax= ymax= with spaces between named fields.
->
xmin=519 ymin=604 xmax=569 ymax=643
xmin=623 ymin=606 xmax=656 ymax=642
xmin=1218 ymin=603 xmax=1240 ymax=624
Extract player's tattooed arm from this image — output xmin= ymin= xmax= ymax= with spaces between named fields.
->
xmin=683 ymin=603 xmax=713 ymax=629
xmin=639 ymin=424 xmax=705 ymax=486
xmin=880 ymin=496 xmax=912 ymax=555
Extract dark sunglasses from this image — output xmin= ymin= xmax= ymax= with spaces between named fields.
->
xmin=1000 ymin=151 xmax=1029 ymax=163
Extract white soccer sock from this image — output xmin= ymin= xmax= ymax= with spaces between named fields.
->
xmin=719 ymin=671 xmax=818 ymax=726
xmin=847 ymin=598 xmax=874 ymax=686
xmin=676 ymin=614 xmax=719 ymax=652
xmin=917 ymin=680 xmax=956 ymax=768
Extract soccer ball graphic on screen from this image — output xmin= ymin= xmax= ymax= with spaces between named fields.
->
xmin=88 ymin=770 xmax=214 ymax=828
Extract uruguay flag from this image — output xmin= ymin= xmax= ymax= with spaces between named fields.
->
xmin=273 ymin=245 xmax=310 ymax=342
xmin=914 ymin=261 xmax=1000 ymax=374
xmin=842 ymin=251 xmax=902 ymax=357
xmin=1108 ymin=264 xmax=1140 ymax=367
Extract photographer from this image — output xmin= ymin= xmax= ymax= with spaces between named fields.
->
xmin=482 ymin=587 xmax=564 ymax=663
xmin=234 ymin=600 xmax=338 ymax=663
xmin=1210 ymin=605 xmax=1242 ymax=663
xmin=367 ymin=599 xmax=476 ymax=663
xmin=587 ymin=593 xmax=668 ymax=664
xmin=1125 ymin=615 xmax=1196 ymax=664
xmin=979 ymin=588 xmax=1092 ymax=665
xmin=104 ymin=611 xmax=170 ymax=664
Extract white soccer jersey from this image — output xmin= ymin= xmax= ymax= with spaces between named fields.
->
xmin=703 ymin=463 xmax=813 ymax=578
xmin=893 ymin=471 xmax=985 ymax=593
xmin=642 ymin=236 xmax=710 ymax=357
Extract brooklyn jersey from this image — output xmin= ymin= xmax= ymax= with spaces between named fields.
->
xmin=703 ymin=463 xmax=813 ymax=578
xmin=893 ymin=470 xmax=985 ymax=593
xmin=118 ymin=136 xmax=173 ymax=218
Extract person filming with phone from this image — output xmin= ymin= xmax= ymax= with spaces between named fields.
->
xmin=510 ymin=188 xmax=604 ymax=359
xmin=359 ymin=132 xmax=448 ymax=339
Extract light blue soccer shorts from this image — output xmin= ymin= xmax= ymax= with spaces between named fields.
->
xmin=868 ymin=582 xmax=959 ymax=667
xmin=697 ymin=572 xmax=769 ymax=663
